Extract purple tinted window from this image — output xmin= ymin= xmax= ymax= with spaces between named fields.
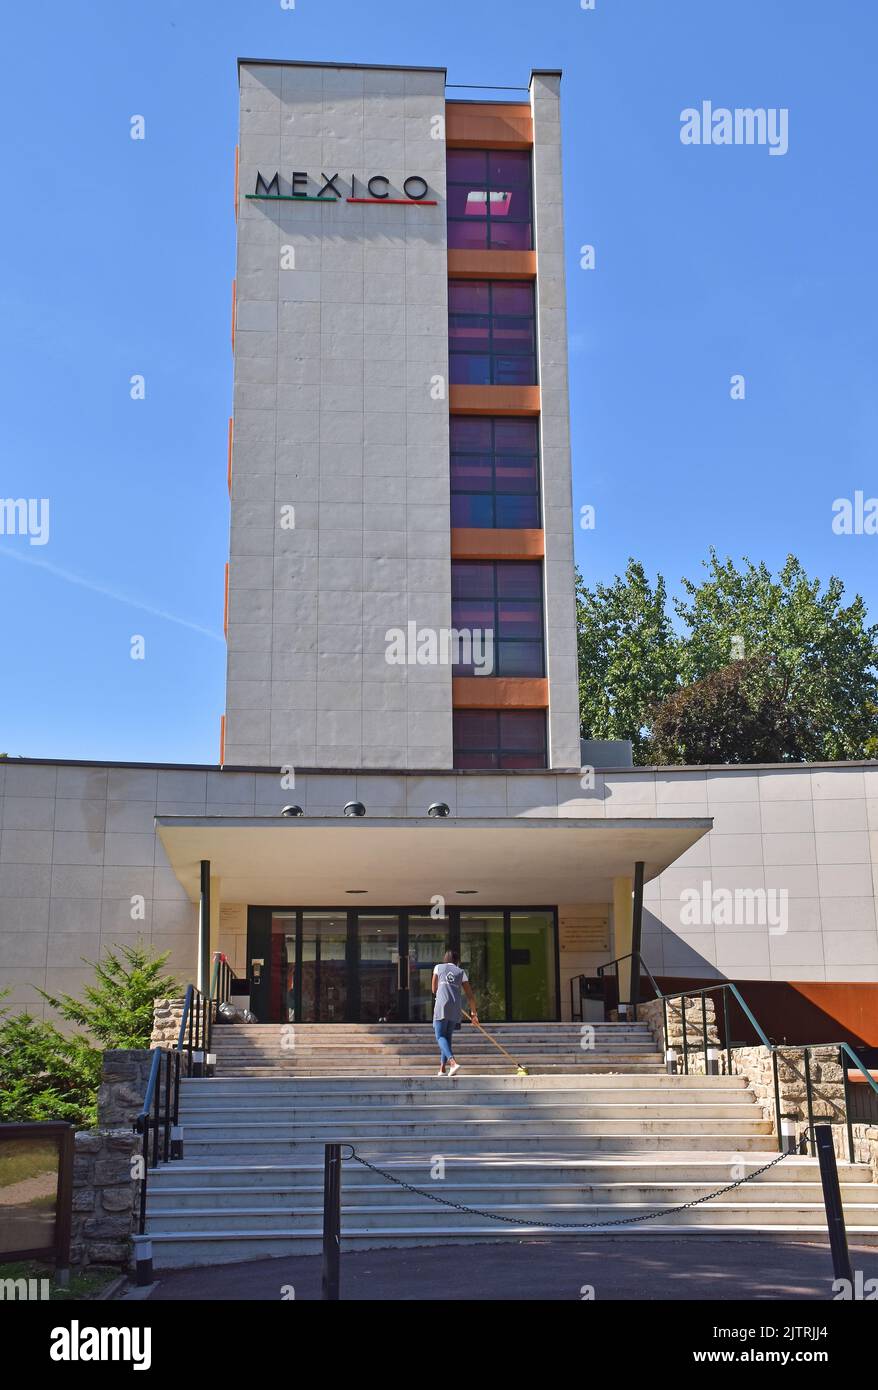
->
xmin=450 ymin=455 xmax=493 ymax=489
xmin=492 ymin=283 xmax=535 ymax=316
xmin=447 ymin=149 xmax=488 ymax=182
xmin=492 ymin=356 xmax=534 ymax=386
xmin=448 ymin=220 xmax=489 ymax=250
xmin=451 ymin=494 xmax=495 ymax=527
xmin=495 ymin=456 xmax=538 ymax=492
xmin=497 ymin=563 xmax=542 ymax=599
xmin=451 ymin=562 xmax=544 ymax=678
xmin=452 ymin=562 xmax=495 ymax=599
xmin=495 ymin=494 xmax=540 ymax=528
xmin=497 ymin=601 xmax=542 ymax=640
xmin=500 ymin=711 xmax=545 ymax=748
xmin=495 ymin=419 xmax=538 ymax=451
xmin=449 ymin=354 xmax=491 ymax=385
xmin=454 ymin=710 xmax=547 ymax=771
xmin=450 ymin=416 xmax=540 ymax=530
xmin=448 ymin=282 xmax=490 ymax=314
xmin=489 ymin=220 xmax=532 ymax=251
xmin=447 ymin=148 xmax=533 ymax=251
xmin=451 ymin=417 xmax=493 ymax=449
xmin=447 ymin=282 xmax=536 ymax=386
xmin=489 ymin=151 xmax=532 ymax=186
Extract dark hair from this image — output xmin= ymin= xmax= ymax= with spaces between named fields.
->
xmin=443 ymin=949 xmax=459 ymax=964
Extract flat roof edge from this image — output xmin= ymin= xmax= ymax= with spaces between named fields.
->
xmin=3 ymin=756 xmax=878 ymax=775
xmin=237 ymin=57 xmax=447 ymax=75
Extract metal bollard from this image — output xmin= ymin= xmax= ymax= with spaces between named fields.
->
xmin=814 ymin=1124 xmax=853 ymax=1285
xmin=135 ymin=1238 xmax=154 ymax=1287
xmin=322 ymin=1143 xmax=342 ymax=1301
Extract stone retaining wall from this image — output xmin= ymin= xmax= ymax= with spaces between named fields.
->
xmin=72 ymin=1129 xmax=142 ymax=1270
xmin=71 ymin=1049 xmax=167 ymax=1270
xmin=150 ymin=997 xmax=186 ymax=1049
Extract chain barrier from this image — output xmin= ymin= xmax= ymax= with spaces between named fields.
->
xmin=340 ymin=1144 xmax=795 ymax=1232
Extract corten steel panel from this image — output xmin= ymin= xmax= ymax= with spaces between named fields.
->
xmin=447 ymin=250 xmax=537 ymax=280
xmin=451 ymin=528 xmax=545 ymax=560
xmin=449 ymin=385 xmax=541 ymax=416
xmin=653 ymin=977 xmax=878 ymax=1050
xmin=219 ymin=715 xmax=226 ymax=765
xmin=452 ymin=677 xmax=549 ymax=709
xmin=446 ymin=103 xmax=533 ymax=149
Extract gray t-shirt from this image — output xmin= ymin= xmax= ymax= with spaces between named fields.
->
xmin=433 ymin=962 xmax=469 ymax=1024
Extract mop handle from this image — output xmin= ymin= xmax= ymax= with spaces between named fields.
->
xmin=461 ymin=1009 xmax=519 ymax=1065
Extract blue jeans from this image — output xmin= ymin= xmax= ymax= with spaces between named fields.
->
xmin=434 ymin=1018 xmax=457 ymax=1064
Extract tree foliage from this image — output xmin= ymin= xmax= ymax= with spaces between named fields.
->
xmin=576 ymin=560 xmax=680 ymax=761
xmin=577 ymin=551 xmax=878 ymax=764
xmin=0 ymin=1013 xmax=100 ymax=1127
xmin=39 ymin=943 xmax=179 ymax=1050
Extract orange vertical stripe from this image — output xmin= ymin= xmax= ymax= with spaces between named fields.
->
xmin=219 ymin=714 xmax=226 ymax=766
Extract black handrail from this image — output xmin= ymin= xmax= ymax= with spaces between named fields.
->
xmin=133 ymin=953 xmax=242 ymax=1234
xmin=596 ymin=948 xmax=878 ymax=1163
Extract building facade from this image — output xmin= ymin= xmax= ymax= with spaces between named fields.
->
xmin=1 ymin=63 xmax=876 ymax=1033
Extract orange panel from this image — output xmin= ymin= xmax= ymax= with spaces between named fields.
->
xmin=219 ymin=714 xmax=226 ymax=766
xmin=451 ymin=528 xmax=544 ymax=560
xmin=450 ymin=385 xmax=540 ymax=416
xmin=231 ymin=278 xmax=236 ymax=351
xmin=452 ymin=677 xmax=548 ymax=709
xmin=448 ymin=250 xmax=537 ymax=280
xmin=227 ymin=417 xmax=234 ymax=495
xmin=446 ymin=102 xmax=533 ymax=149
xmin=223 ymin=563 xmax=229 ymax=638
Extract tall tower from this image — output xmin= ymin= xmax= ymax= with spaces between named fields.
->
xmin=223 ymin=60 xmax=580 ymax=771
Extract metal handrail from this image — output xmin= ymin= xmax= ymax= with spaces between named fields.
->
xmin=597 ymin=948 xmax=878 ymax=1163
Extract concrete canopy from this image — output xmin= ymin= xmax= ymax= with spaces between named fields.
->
xmin=155 ymin=816 xmax=712 ymax=907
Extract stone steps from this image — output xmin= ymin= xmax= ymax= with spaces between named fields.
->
xmin=137 ymin=1025 xmax=878 ymax=1268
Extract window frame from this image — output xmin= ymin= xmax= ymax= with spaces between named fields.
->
xmin=450 ymin=416 xmax=542 ymax=529
xmin=448 ymin=280 xmax=538 ymax=388
xmin=446 ymin=149 xmax=534 ymax=253
xmin=451 ymin=559 xmax=546 ymax=678
xmin=452 ymin=709 xmax=548 ymax=770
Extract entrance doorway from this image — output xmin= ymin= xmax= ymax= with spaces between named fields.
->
xmin=246 ymin=907 xmax=558 ymax=1024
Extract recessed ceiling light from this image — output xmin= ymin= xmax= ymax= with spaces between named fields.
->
xmin=457 ymin=890 xmax=478 ymax=895
xmin=345 ymin=889 xmax=368 ymax=894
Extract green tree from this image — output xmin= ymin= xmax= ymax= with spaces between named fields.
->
xmin=0 ymin=1013 xmax=100 ymax=1127
xmin=576 ymin=561 xmax=680 ymax=762
xmin=39 ymin=943 xmax=179 ymax=1050
xmin=675 ymin=551 xmax=878 ymax=760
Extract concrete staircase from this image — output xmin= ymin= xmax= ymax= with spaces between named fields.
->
xmin=209 ymin=1021 xmax=665 ymax=1075
xmin=140 ymin=1023 xmax=878 ymax=1268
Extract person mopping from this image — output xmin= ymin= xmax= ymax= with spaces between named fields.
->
xmin=432 ymin=949 xmax=478 ymax=1076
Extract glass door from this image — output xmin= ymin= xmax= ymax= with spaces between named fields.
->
xmin=459 ymin=911 xmax=507 ymax=1021
xmin=355 ymin=914 xmax=402 ymax=1022
xmin=407 ymin=915 xmax=451 ymax=1022
xmin=298 ymin=913 xmax=348 ymax=1022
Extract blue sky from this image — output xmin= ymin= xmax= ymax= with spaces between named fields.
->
xmin=1 ymin=1 xmax=875 ymax=763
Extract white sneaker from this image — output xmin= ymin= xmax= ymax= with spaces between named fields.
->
xmin=447 ymin=1061 xmax=461 ymax=1076
xmin=437 ymin=1067 xmax=447 ymax=1076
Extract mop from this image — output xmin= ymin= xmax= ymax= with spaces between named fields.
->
xmin=462 ymin=1009 xmax=529 ymax=1075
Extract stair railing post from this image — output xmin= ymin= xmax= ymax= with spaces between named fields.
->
xmin=322 ymin=1143 xmax=341 ymax=1301
xmin=815 ymin=1124 xmax=853 ymax=1286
